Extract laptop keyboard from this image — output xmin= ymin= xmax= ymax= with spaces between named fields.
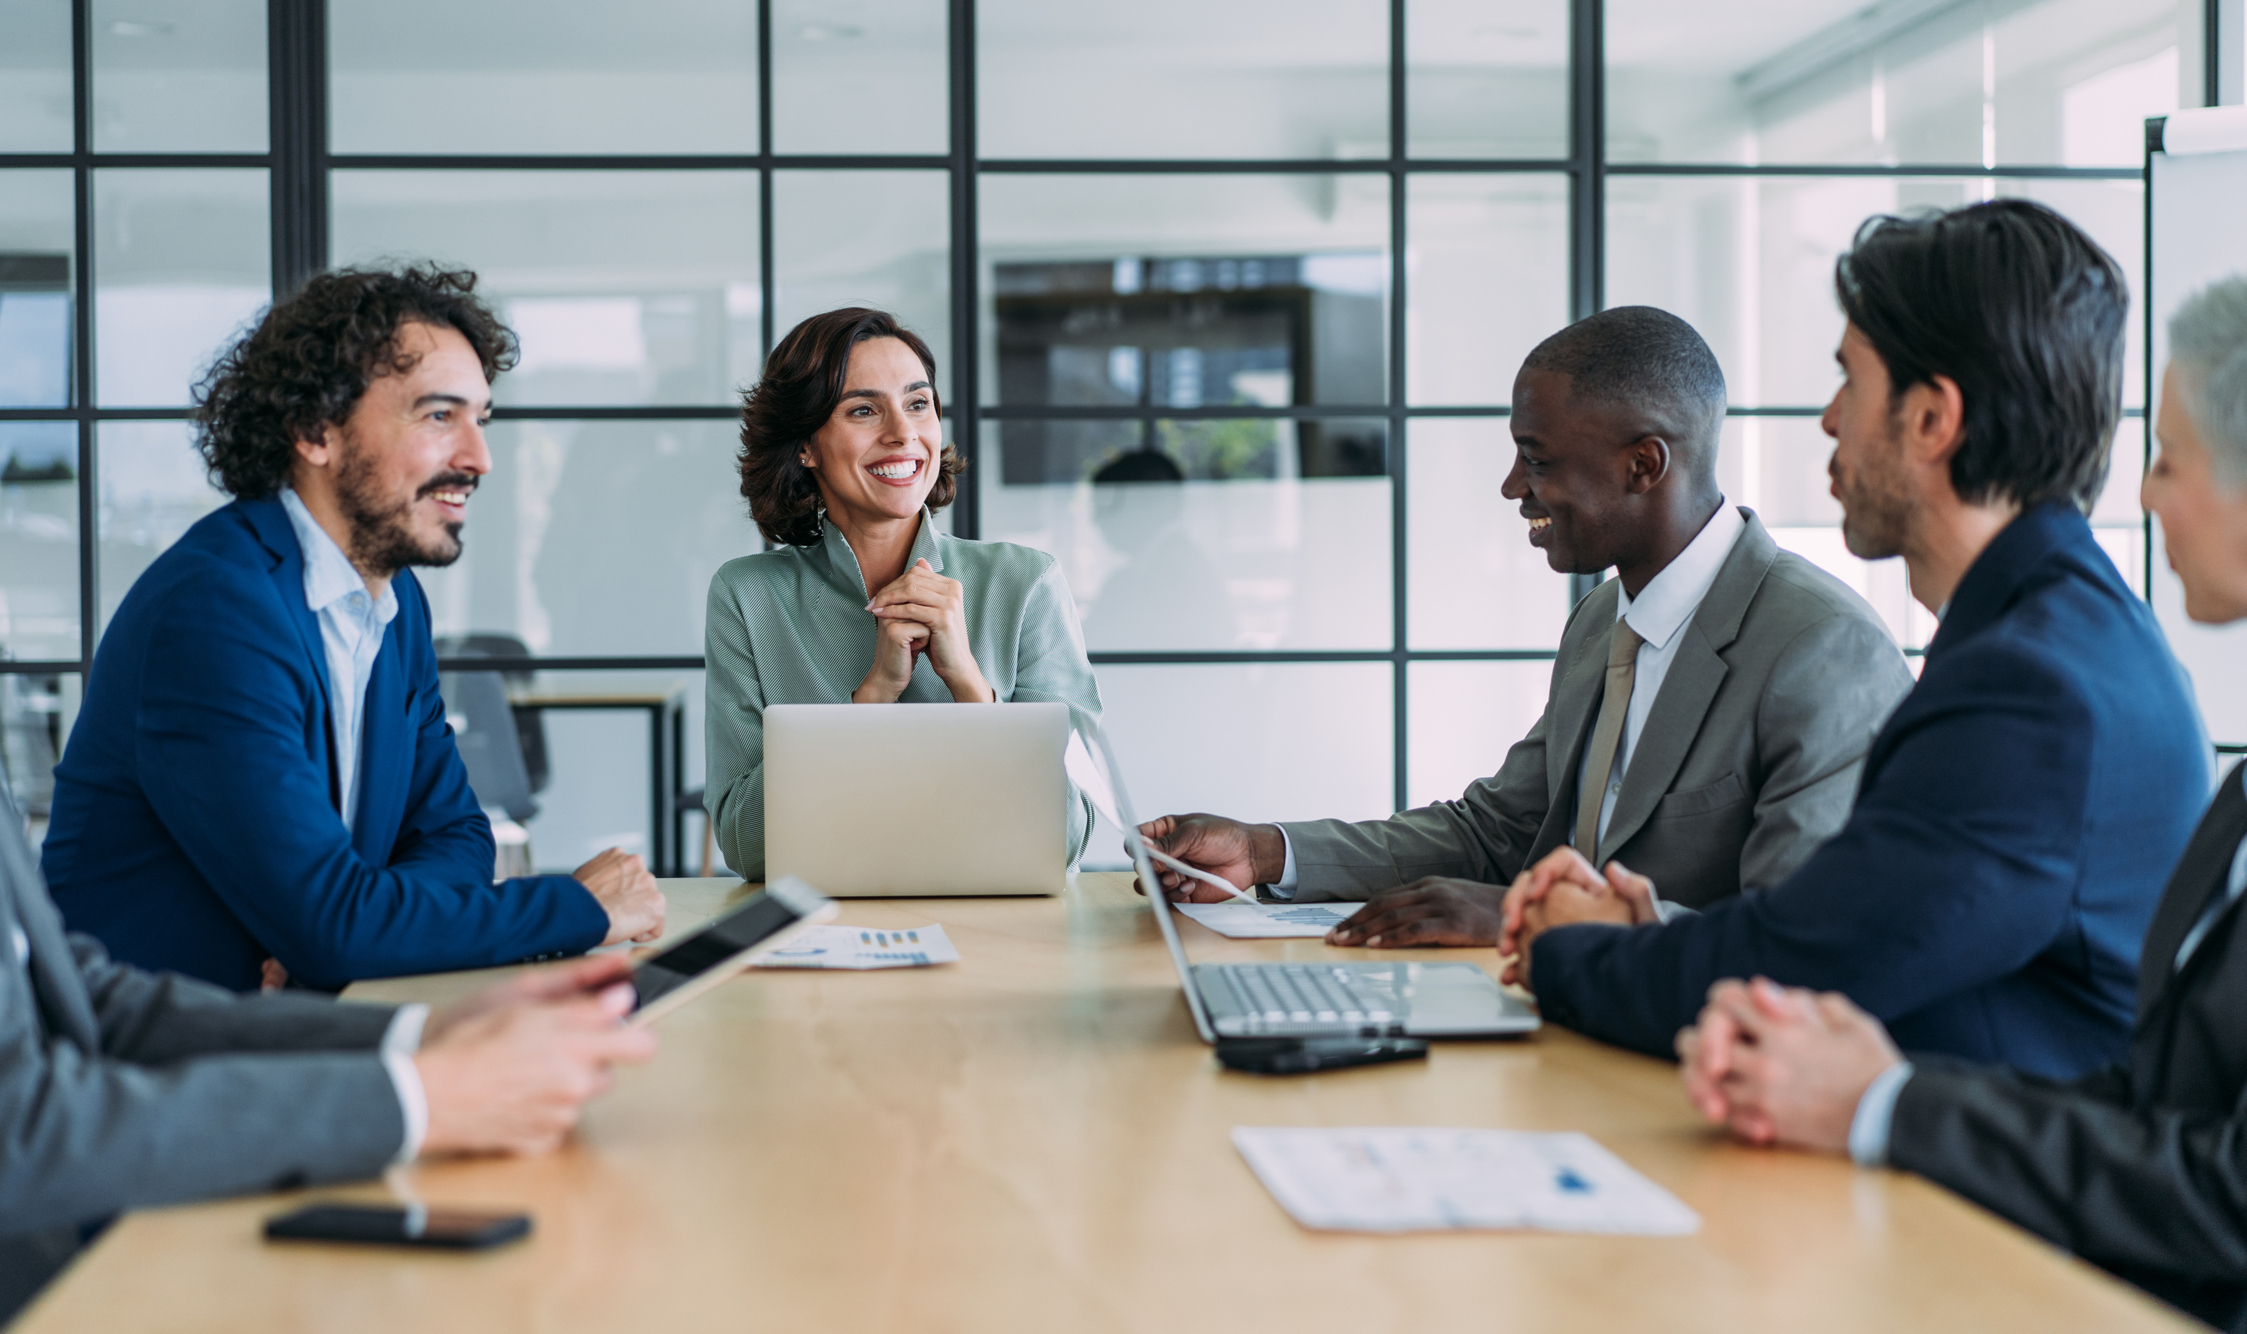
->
xmin=1207 ymin=963 xmax=1396 ymax=1033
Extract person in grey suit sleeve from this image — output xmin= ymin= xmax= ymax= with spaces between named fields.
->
xmin=0 ymin=782 xmax=656 ymax=1319
xmin=1672 ymin=276 xmax=2247 ymax=1332
xmin=1139 ymin=307 xmax=1912 ymax=946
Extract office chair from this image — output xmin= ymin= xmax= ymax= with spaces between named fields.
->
xmin=434 ymin=634 xmax=550 ymax=796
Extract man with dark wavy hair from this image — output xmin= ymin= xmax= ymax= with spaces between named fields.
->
xmin=41 ymin=264 xmax=664 ymax=995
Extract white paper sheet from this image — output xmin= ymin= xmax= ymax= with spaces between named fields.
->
xmin=751 ymin=924 xmax=961 ymax=970
xmin=1176 ymin=901 xmax=1353 ymax=939
xmin=1232 ymin=1127 xmax=1701 ymax=1236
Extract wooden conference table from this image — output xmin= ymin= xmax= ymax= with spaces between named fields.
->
xmin=16 ymin=875 xmax=2195 ymax=1333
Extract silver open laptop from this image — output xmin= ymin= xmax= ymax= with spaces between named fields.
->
xmin=764 ymin=702 xmax=1071 ymax=897
xmin=1079 ymin=723 xmax=1540 ymax=1041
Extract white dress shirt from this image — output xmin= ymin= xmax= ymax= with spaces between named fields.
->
xmin=1272 ymin=503 xmax=1747 ymax=894
xmin=275 ymin=488 xmax=425 ymax=1160
xmin=277 ymin=488 xmax=398 ymax=833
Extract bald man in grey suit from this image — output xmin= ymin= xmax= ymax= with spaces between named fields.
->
xmin=0 ymin=783 xmax=654 ymax=1318
xmin=1142 ymin=308 xmax=1914 ymax=942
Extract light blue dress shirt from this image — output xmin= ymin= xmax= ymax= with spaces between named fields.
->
xmin=277 ymin=488 xmax=399 ymax=832
xmin=1849 ymin=829 xmax=2247 ymax=1167
xmin=277 ymin=488 xmax=425 ymax=1158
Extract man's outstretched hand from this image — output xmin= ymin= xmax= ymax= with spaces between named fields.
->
xmin=1325 ymin=878 xmax=1510 ymax=947
xmin=414 ymin=955 xmax=659 ymax=1158
xmin=1133 ymin=814 xmax=1283 ymax=903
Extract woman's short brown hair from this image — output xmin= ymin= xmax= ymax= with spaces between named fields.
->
xmin=738 ymin=307 xmax=966 ymax=546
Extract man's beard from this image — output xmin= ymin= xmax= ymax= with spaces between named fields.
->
xmin=1835 ymin=421 xmax=1917 ymax=561
xmin=334 ymin=436 xmax=472 ymax=575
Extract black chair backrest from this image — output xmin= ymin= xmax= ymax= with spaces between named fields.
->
xmin=434 ymin=633 xmax=549 ymax=795
xmin=439 ymin=669 xmax=539 ymax=824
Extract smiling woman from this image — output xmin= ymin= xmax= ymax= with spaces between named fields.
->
xmin=704 ymin=308 xmax=1104 ymax=880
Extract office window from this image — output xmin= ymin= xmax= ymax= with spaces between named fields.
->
xmin=9 ymin=1 xmax=2199 ymax=866
xmin=95 ymin=419 xmax=227 ymax=633
xmin=90 ymin=0 xmax=266 ymax=153
xmin=0 ymin=170 xmax=74 ymax=410
xmin=0 ymin=420 xmax=81 ymax=663
xmin=772 ymin=170 xmax=951 ymax=370
xmin=1407 ymin=0 xmax=1568 ymax=159
xmin=1607 ymin=0 xmax=2190 ymax=166
xmin=770 ymin=0 xmax=947 ymax=155
xmin=328 ymin=0 xmax=759 ymax=155
xmin=92 ymin=168 xmax=270 ymax=408
xmin=977 ymin=0 xmax=1390 ymax=160
xmin=0 ymin=0 xmax=73 ymax=152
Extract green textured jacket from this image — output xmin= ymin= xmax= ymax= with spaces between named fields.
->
xmin=704 ymin=509 xmax=1102 ymax=880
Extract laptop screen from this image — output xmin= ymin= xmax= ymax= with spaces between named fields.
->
xmin=1073 ymin=723 xmax=1218 ymax=1044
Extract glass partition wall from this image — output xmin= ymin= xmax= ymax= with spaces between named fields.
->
xmin=0 ymin=0 xmax=2200 ymax=868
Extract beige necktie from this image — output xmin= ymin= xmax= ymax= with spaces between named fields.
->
xmin=1574 ymin=620 xmax=1645 ymax=858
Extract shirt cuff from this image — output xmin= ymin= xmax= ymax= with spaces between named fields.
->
xmin=1265 ymin=827 xmax=1301 ymax=898
xmin=1847 ymin=1060 xmax=1914 ymax=1168
xmin=380 ymin=1004 xmax=431 ymax=1166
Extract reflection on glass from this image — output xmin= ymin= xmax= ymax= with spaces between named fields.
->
xmin=1607 ymin=0 xmax=2187 ymax=165
xmin=410 ymin=420 xmax=751 ymax=658
xmin=773 ymin=170 xmax=950 ymax=374
xmin=980 ymin=420 xmax=1390 ymax=652
xmin=1081 ymin=662 xmax=1394 ymax=867
xmin=93 ymin=169 xmax=270 ymax=408
xmin=1406 ymin=0 xmax=1568 ymax=159
xmin=332 ymin=171 xmax=761 ymax=407
xmin=0 ymin=171 xmax=76 ymax=409
xmin=1406 ymin=174 xmax=1569 ymax=405
xmin=977 ymin=0 xmax=1387 ymax=159
xmin=1606 ymin=174 xmax=2144 ymax=408
xmin=772 ymin=0 xmax=946 ymax=154
xmin=1405 ymin=418 xmax=1572 ymax=651
xmin=91 ymin=0 xmax=266 ymax=152
xmin=96 ymin=419 xmax=226 ymax=633
xmin=329 ymin=0 xmax=757 ymax=154
xmin=1407 ymin=660 xmax=1553 ymax=808
xmin=982 ymin=175 xmax=1391 ymax=413
xmin=0 ymin=421 xmax=81 ymax=662
xmin=0 ymin=2 xmax=72 ymax=152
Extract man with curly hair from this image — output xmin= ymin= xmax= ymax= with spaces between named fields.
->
xmin=39 ymin=264 xmax=665 ymax=994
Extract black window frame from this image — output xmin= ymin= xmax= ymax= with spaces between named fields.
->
xmin=0 ymin=0 xmax=2209 ymax=818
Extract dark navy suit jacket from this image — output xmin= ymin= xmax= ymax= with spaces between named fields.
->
xmin=40 ymin=497 xmax=608 ymax=992
xmin=1532 ymin=502 xmax=2210 ymax=1080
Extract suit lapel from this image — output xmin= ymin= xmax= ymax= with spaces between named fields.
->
xmin=1593 ymin=510 xmax=1774 ymax=862
xmin=242 ymin=497 xmax=342 ymax=814
xmin=1597 ymin=630 xmax=1728 ymax=861
xmin=351 ymin=610 xmax=409 ymax=859
xmin=2136 ymin=766 xmax=2247 ymax=1019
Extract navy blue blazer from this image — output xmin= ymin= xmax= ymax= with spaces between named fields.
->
xmin=40 ymin=497 xmax=608 ymax=992
xmin=1532 ymin=502 xmax=2210 ymax=1080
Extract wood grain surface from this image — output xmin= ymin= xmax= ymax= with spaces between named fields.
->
xmin=13 ymin=874 xmax=2194 ymax=1333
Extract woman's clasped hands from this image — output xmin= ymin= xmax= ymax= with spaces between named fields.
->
xmin=854 ymin=557 xmax=995 ymax=704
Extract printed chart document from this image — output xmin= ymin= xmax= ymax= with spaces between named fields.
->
xmin=752 ymin=924 xmax=960 ymax=970
xmin=1177 ymin=901 xmax=1352 ymax=939
xmin=1232 ymin=1127 xmax=1700 ymax=1236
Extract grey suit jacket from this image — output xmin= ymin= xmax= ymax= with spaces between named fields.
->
xmin=0 ymin=787 xmax=406 ymax=1319
xmin=1281 ymin=509 xmax=1914 ymax=907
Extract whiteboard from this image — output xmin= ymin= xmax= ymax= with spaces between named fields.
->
xmin=2150 ymin=145 xmax=2247 ymax=747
